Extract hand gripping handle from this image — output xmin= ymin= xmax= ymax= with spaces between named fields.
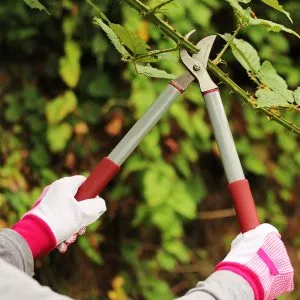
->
xmin=75 ymin=157 xmax=120 ymax=201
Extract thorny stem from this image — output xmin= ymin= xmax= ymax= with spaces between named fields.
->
xmin=213 ymin=26 xmax=242 ymax=65
xmin=132 ymin=46 xmax=178 ymax=62
xmin=123 ymin=0 xmax=300 ymax=135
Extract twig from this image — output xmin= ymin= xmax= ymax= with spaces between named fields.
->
xmin=132 ymin=46 xmax=178 ymax=62
xmin=213 ymin=26 xmax=242 ymax=65
xmin=199 ymin=208 xmax=236 ymax=220
xmin=123 ymin=0 xmax=300 ymax=136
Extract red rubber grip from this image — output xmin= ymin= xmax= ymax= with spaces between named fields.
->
xmin=75 ymin=157 xmax=120 ymax=201
xmin=228 ymin=179 xmax=260 ymax=232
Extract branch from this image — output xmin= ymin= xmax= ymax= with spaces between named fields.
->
xmin=213 ymin=26 xmax=242 ymax=65
xmin=123 ymin=0 xmax=300 ymax=135
xmin=199 ymin=208 xmax=236 ymax=220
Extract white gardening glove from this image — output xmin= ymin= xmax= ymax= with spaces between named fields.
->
xmin=13 ymin=176 xmax=106 ymax=258
xmin=215 ymin=223 xmax=294 ymax=300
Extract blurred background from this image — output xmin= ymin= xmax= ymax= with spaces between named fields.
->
xmin=0 ymin=0 xmax=299 ymax=299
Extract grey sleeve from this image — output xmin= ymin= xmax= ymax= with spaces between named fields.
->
xmin=0 ymin=229 xmax=72 ymax=300
xmin=0 ymin=228 xmax=34 ymax=276
xmin=176 ymin=271 xmax=254 ymax=300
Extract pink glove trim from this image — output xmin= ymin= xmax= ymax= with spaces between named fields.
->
xmin=257 ymin=248 xmax=279 ymax=276
xmin=215 ymin=261 xmax=263 ymax=300
xmin=12 ymin=214 xmax=57 ymax=258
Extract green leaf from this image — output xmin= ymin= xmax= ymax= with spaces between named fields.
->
xmin=47 ymin=123 xmax=72 ymax=152
xmin=225 ymin=0 xmax=252 ymax=22
xmin=135 ymin=63 xmax=175 ymax=79
xmin=256 ymin=61 xmax=294 ymax=107
xmin=249 ymin=18 xmax=299 ymax=38
xmin=256 ymin=89 xmax=289 ymax=107
xmin=226 ymin=0 xmax=299 ymax=38
xmin=170 ymin=103 xmax=195 ymax=136
xmin=156 ymin=251 xmax=177 ymax=271
xmin=143 ymin=164 xmax=174 ymax=207
xmin=244 ymin=155 xmax=267 ymax=175
xmin=62 ymin=17 xmax=77 ymax=39
xmin=23 ymin=0 xmax=49 ymax=14
xmin=169 ymin=182 xmax=196 ymax=219
xmin=164 ymin=240 xmax=190 ymax=263
xmin=257 ymin=61 xmax=287 ymax=91
xmin=93 ymin=17 xmax=129 ymax=58
xmin=46 ymin=90 xmax=77 ymax=125
xmin=59 ymin=40 xmax=81 ymax=88
xmin=293 ymin=87 xmax=300 ymax=105
xmin=30 ymin=144 xmax=50 ymax=167
xmin=221 ymin=34 xmax=260 ymax=73
xmin=86 ymin=0 xmax=110 ymax=22
xmin=88 ymin=75 xmax=113 ymax=97
xmin=259 ymin=0 xmax=292 ymax=23
xmin=110 ymin=23 xmax=148 ymax=55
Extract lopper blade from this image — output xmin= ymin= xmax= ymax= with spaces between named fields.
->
xmin=180 ymin=33 xmax=218 ymax=92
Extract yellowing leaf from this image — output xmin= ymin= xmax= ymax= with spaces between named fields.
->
xmin=110 ymin=23 xmax=149 ymax=55
xmin=259 ymin=0 xmax=292 ymax=23
xmin=138 ymin=20 xmax=149 ymax=42
xmin=108 ymin=276 xmax=128 ymax=300
xmin=59 ymin=40 xmax=81 ymax=88
xmin=46 ymin=90 xmax=77 ymax=125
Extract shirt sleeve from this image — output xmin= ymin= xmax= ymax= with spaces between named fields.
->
xmin=0 ymin=228 xmax=72 ymax=300
xmin=0 ymin=228 xmax=34 ymax=276
xmin=176 ymin=271 xmax=254 ymax=300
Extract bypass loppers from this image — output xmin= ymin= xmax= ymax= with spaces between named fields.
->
xmin=75 ymin=31 xmax=208 ymax=200
xmin=75 ymin=31 xmax=260 ymax=232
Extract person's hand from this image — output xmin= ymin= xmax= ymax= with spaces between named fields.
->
xmin=215 ymin=223 xmax=294 ymax=300
xmin=13 ymin=176 xmax=106 ymax=258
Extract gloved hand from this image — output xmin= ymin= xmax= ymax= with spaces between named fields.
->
xmin=215 ymin=223 xmax=294 ymax=300
xmin=12 ymin=176 xmax=106 ymax=258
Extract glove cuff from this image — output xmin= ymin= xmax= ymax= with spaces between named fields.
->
xmin=12 ymin=214 xmax=57 ymax=258
xmin=215 ymin=261 xmax=263 ymax=300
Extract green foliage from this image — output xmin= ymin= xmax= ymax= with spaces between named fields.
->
xmin=259 ymin=0 xmax=292 ymax=22
xmin=2 ymin=0 xmax=300 ymax=299
xmin=59 ymin=40 xmax=81 ymax=88
xmin=23 ymin=0 xmax=49 ymax=14
xmin=46 ymin=91 xmax=77 ymax=125
xmin=221 ymin=34 xmax=261 ymax=73
xmin=226 ymin=0 xmax=299 ymax=37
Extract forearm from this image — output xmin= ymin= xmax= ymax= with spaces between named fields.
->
xmin=0 ymin=229 xmax=72 ymax=299
xmin=0 ymin=228 xmax=34 ymax=276
xmin=177 ymin=271 xmax=254 ymax=300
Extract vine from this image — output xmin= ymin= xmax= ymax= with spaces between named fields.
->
xmin=121 ymin=0 xmax=300 ymax=135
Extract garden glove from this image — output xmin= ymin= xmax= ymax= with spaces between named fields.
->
xmin=215 ymin=223 xmax=294 ymax=300
xmin=13 ymin=176 xmax=106 ymax=258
